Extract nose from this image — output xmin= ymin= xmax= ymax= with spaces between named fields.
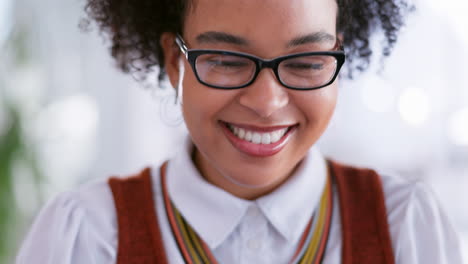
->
xmin=238 ymin=70 xmax=289 ymax=118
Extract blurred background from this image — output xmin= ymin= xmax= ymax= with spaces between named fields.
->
xmin=1 ymin=0 xmax=467 ymax=262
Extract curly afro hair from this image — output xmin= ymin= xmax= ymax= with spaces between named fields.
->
xmin=83 ymin=0 xmax=413 ymax=82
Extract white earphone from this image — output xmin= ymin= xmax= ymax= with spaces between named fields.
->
xmin=175 ymin=56 xmax=185 ymax=104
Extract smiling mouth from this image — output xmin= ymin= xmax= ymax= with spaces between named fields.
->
xmin=226 ymin=123 xmax=291 ymax=145
xmin=220 ymin=121 xmax=298 ymax=157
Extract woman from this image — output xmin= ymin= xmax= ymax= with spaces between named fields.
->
xmin=17 ymin=0 xmax=463 ymax=263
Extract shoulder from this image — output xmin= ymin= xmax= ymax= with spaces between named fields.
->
xmin=376 ymin=171 xmax=445 ymax=230
xmin=16 ymin=166 xmax=163 ymax=264
xmin=329 ymin=160 xmax=463 ymax=263
xmin=71 ymin=165 xmax=163 ymax=220
xmin=58 ymin=165 xmax=163 ymax=233
xmin=330 ymin=161 xmax=447 ymax=219
xmin=376 ymin=171 xmax=464 ymax=264
xmin=378 ymin=172 xmax=427 ymax=219
xmin=33 ymin=177 xmax=117 ymax=234
xmin=16 ymin=177 xmax=117 ymax=264
xmin=70 ymin=178 xmax=119 ymax=233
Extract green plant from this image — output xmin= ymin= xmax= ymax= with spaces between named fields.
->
xmin=0 ymin=21 xmax=42 ymax=264
xmin=0 ymin=79 xmax=42 ymax=264
xmin=0 ymin=100 xmax=22 ymax=261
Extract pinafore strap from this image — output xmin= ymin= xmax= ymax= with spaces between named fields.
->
xmin=109 ymin=168 xmax=169 ymax=264
xmin=328 ymin=160 xmax=395 ymax=264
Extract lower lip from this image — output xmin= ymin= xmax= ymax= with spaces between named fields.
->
xmin=221 ymin=122 xmax=297 ymax=157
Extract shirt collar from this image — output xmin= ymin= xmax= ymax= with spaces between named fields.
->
xmin=166 ymin=137 xmax=328 ymax=249
xmin=256 ymin=146 xmax=327 ymax=242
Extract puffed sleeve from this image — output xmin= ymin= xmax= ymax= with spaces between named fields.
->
xmin=16 ymin=187 xmax=117 ymax=264
xmin=387 ymin=180 xmax=464 ymax=264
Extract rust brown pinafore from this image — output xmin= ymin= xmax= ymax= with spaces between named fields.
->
xmin=108 ymin=160 xmax=395 ymax=264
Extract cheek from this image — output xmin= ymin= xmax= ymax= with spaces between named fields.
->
xmin=181 ymin=79 xmax=211 ymax=129
xmin=296 ymin=84 xmax=338 ymax=127
xmin=181 ymin=75 xmax=236 ymax=133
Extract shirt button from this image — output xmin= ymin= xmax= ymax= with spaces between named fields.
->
xmin=247 ymin=238 xmax=262 ymax=250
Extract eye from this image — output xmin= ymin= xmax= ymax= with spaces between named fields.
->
xmin=282 ymin=56 xmax=327 ymax=71
xmin=283 ymin=62 xmax=324 ymax=70
xmin=206 ymin=58 xmax=250 ymax=68
xmin=280 ymin=55 xmax=337 ymax=77
xmin=200 ymin=55 xmax=250 ymax=68
xmin=196 ymin=54 xmax=254 ymax=75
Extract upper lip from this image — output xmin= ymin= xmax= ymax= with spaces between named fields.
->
xmin=221 ymin=121 xmax=298 ymax=132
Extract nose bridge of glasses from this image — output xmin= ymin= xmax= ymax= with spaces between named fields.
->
xmin=257 ymin=58 xmax=279 ymax=71
xmin=255 ymin=58 xmax=280 ymax=84
xmin=251 ymin=57 xmax=287 ymax=90
xmin=252 ymin=60 xmax=285 ymax=90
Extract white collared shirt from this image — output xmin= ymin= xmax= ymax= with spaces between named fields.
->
xmin=17 ymin=139 xmax=463 ymax=263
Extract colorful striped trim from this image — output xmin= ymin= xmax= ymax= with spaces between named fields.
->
xmin=292 ymin=173 xmax=333 ymax=264
xmin=160 ymin=162 xmax=333 ymax=264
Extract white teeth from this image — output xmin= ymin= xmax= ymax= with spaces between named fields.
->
xmin=227 ymin=123 xmax=290 ymax=145
xmin=261 ymin=133 xmax=271 ymax=144
xmin=245 ymin=131 xmax=253 ymax=141
xmin=252 ymin=133 xmax=262 ymax=144
xmin=238 ymin=128 xmax=245 ymax=138
xmin=271 ymin=131 xmax=282 ymax=143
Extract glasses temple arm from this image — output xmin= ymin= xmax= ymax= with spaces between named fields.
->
xmin=175 ymin=34 xmax=189 ymax=57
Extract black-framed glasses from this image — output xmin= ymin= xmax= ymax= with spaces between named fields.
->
xmin=175 ymin=34 xmax=345 ymax=90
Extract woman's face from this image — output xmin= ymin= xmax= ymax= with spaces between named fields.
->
xmin=163 ymin=0 xmax=338 ymax=198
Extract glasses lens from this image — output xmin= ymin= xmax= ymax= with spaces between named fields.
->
xmin=195 ymin=53 xmax=255 ymax=88
xmin=278 ymin=55 xmax=337 ymax=89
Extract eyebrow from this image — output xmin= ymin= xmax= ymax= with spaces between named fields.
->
xmin=196 ymin=31 xmax=249 ymax=46
xmin=194 ymin=31 xmax=336 ymax=47
xmin=287 ymin=32 xmax=336 ymax=47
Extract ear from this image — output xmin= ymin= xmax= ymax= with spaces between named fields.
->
xmin=160 ymin=33 xmax=181 ymax=89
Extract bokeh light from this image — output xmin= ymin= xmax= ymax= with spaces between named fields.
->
xmin=398 ymin=86 xmax=431 ymax=126
xmin=34 ymin=94 xmax=99 ymax=192
xmin=360 ymin=75 xmax=397 ymax=113
xmin=0 ymin=0 xmax=13 ymax=46
xmin=448 ymin=107 xmax=468 ymax=146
